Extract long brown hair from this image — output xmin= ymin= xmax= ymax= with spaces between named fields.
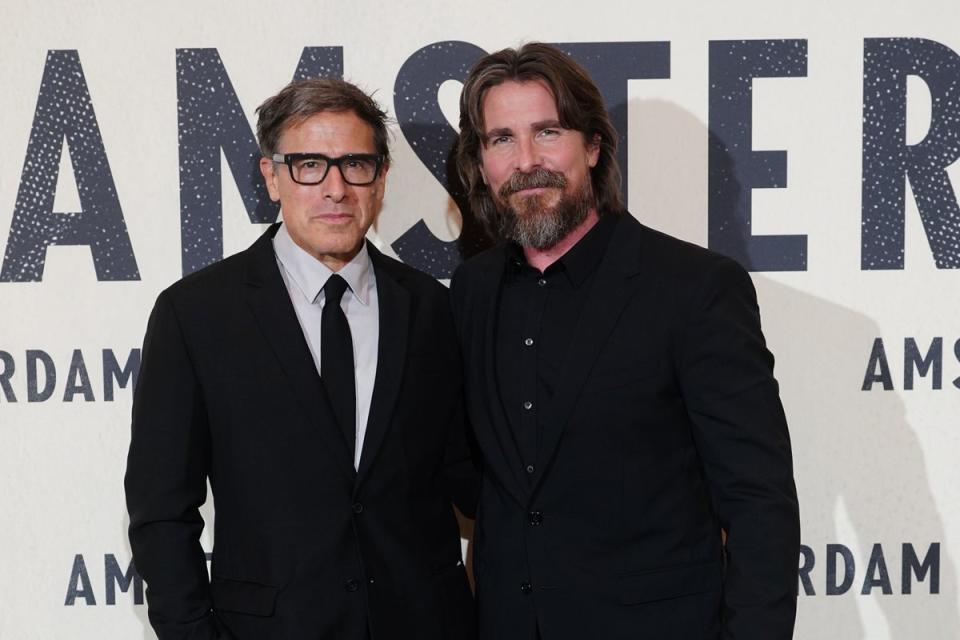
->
xmin=456 ymin=43 xmax=623 ymax=235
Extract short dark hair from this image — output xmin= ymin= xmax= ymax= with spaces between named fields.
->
xmin=456 ymin=43 xmax=623 ymax=231
xmin=255 ymin=78 xmax=390 ymax=162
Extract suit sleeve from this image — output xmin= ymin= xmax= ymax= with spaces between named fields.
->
xmin=124 ymin=291 xmax=220 ymax=640
xmin=440 ymin=278 xmax=481 ymax=519
xmin=678 ymin=258 xmax=800 ymax=640
xmin=443 ymin=386 xmax=480 ymax=520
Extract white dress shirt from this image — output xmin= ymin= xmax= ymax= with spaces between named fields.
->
xmin=272 ymin=223 xmax=379 ymax=470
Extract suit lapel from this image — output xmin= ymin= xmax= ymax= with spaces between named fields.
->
xmin=530 ymin=214 xmax=646 ymax=496
xmin=355 ymin=243 xmax=411 ymax=487
xmin=244 ymin=224 xmax=356 ymax=482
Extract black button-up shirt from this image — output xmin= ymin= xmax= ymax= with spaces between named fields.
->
xmin=495 ymin=213 xmax=618 ymax=476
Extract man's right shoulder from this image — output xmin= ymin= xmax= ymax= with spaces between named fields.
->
xmin=451 ymin=243 xmax=506 ymax=289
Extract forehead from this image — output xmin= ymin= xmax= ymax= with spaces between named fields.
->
xmin=277 ymin=110 xmax=376 ymax=153
xmin=480 ymin=79 xmax=559 ymax=130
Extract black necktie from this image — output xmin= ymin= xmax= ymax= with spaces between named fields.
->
xmin=321 ymin=274 xmax=355 ymax=456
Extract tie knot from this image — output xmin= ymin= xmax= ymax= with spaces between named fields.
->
xmin=324 ymin=274 xmax=349 ymax=305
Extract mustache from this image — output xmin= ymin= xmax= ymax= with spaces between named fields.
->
xmin=498 ymin=168 xmax=567 ymax=199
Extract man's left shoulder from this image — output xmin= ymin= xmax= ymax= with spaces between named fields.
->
xmin=618 ymin=214 xmax=748 ymax=286
xmin=368 ymin=242 xmax=448 ymax=299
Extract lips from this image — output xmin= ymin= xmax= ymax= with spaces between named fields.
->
xmin=312 ymin=212 xmax=353 ymax=222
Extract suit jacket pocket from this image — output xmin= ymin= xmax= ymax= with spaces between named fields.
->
xmin=210 ymin=576 xmax=280 ymax=617
xmin=618 ymin=559 xmax=721 ymax=605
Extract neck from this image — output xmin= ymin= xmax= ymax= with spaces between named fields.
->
xmin=523 ymin=208 xmax=600 ymax=273
xmin=316 ymin=250 xmax=358 ymax=273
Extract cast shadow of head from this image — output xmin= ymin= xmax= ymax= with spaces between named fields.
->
xmin=632 ymin=97 xmax=957 ymax=639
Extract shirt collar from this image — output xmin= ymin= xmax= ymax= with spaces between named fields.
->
xmin=272 ymin=222 xmax=374 ymax=305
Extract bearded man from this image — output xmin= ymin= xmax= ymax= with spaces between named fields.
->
xmin=450 ymin=43 xmax=800 ymax=640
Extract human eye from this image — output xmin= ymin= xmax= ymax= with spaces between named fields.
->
xmin=290 ymin=156 xmax=328 ymax=182
xmin=341 ymin=156 xmax=378 ymax=182
xmin=294 ymin=157 xmax=324 ymax=170
xmin=538 ymin=127 xmax=561 ymax=138
xmin=345 ymin=156 xmax=378 ymax=174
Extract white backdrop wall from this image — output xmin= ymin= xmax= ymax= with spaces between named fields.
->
xmin=1 ymin=1 xmax=958 ymax=638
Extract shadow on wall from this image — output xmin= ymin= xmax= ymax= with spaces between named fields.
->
xmin=628 ymin=97 xmax=958 ymax=639
xmin=756 ymin=268 xmax=957 ymax=640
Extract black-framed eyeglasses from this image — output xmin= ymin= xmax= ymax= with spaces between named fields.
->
xmin=271 ymin=153 xmax=384 ymax=186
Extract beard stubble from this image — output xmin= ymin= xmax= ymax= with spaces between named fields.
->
xmin=495 ymin=167 xmax=595 ymax=250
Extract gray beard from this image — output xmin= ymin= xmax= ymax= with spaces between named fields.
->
xmin=497 ymin=180 xmax=594 ymax=250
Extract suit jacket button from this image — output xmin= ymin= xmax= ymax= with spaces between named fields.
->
xmin=528 ymin=511 xmax=543 ymax=526
xmin=344 ymin=578 xmax=359 ymax=592
xmin=520 ymin=581 xmax=532 ymax=594
xmin=525 ymin=464 xmax=535 ymax=474
xmin=352 ymin=502 xmax=364 ymax=514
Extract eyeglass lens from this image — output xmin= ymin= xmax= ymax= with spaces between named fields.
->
xmin=291 ymin=156 xmax=378 ymax=185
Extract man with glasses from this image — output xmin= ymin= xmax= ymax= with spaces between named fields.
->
xmin=126 ymin=78 xmax=477 ymax=640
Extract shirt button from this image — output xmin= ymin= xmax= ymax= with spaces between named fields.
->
xmin=525 ymin=464 xmax=535 ymax=474
xmin=352 ymin=502 xmax=364 ymax=514
xmin=344 ymin=578 xmax=359 ymax=592
xmin=368 ymin=577 xmax=376 ymax=584
xmin=524 ymin=338 xmax=534 ymax=346
xmin=528 ymin=511 xmax=543 ymax=526
xmin=537 ymin=278 xmax=547 ymax=286
xmin=523 ymin=401 xmax=533 ymax=410
xmin=520 ymin=581 xmax=533 ymax=594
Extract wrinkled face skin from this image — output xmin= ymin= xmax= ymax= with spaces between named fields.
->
xmin=260 ymin=110 xmax=388 ymax=271
xmin=478 ymin=79 xmax=599 ymax=249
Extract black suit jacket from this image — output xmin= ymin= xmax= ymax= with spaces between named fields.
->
xmin=125 ymin=224 xmax=477 ymax=640
xmin=450 ymin=213 xmax=799 ymax=640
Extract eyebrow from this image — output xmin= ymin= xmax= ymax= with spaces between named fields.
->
xmin=485 ymin=127 xmax=513 ymax=140
xmin=531 ymin=119 xmax=563 ymax=131
xmin=484 ymin=120 xmax=565 ymax=141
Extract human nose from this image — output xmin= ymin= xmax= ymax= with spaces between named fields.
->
xmin=515 ymin=136 xmax=541 ymax=173
xmin=319 ymin=163 xmax=347 ymax=201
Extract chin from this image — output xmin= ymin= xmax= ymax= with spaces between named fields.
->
xmin=329 ymin=238 xmax=366 ymax=256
